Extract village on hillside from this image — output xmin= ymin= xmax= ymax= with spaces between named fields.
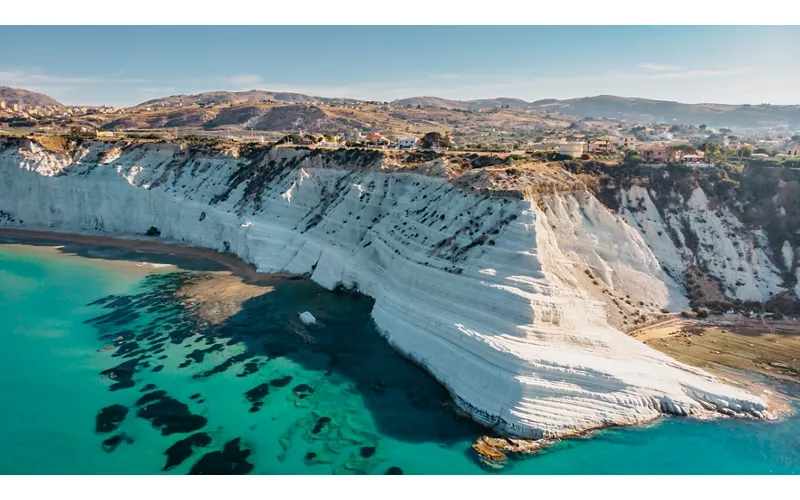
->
xmin=2 ymin=91 xmax=800 ymax=170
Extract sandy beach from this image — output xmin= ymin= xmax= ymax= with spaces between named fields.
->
xmin=0 ymin=227 xmax=294 ymax=285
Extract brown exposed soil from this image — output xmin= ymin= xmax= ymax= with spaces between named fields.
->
xmin=36 ymin=135 xmax=72 ymax=153
xmin=176 ymin=273 xmax=274 ymax=325
xmin=633 ymin=317 xmax=800 ymax=413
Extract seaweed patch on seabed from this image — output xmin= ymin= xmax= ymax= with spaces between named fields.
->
xmin=82 ymin=271 xmax=486 ymax=474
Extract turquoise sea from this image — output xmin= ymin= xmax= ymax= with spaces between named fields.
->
xmin=1 ymin=240 xmax=799 ymax=475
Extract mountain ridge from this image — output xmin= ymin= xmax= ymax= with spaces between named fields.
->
xmin=5 ymin=85 xmax=800 ymax=129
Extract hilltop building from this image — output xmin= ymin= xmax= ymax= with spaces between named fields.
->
xmin=397 ymin=137 xmax=419 ymax=149
xmin=612 ymin=135 xmax=637 ymax=150
xmin=587 ymin=139 xmax=611 ymax=154
xmin=638 ymin=145 xmax=683 ymax=164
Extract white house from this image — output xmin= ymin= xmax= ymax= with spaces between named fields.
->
xmin=347 ymin=129 xmax=363 ymax=143
xmin=397 ymin=137 xmax=419 ymax=150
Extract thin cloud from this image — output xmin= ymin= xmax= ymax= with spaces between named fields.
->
xmin=0 ymin=69 xmax=149 ymax=86
xmin=643 ymin=67 xmax=749 ymax=80
xmin=228 ymin=74 xmax=264 ymax=86
xmin=136 ymin=86 xmax=176 ymax=94
xmin=638 ymin=63 xmax=681 ymax=72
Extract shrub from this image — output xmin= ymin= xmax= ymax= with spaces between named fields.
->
xmin=145 ymin=226 xmax=161 ymax=237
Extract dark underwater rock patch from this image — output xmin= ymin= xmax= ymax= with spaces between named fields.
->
xmin=292 ymin=384 xmax=315 ymax=399
xmin=140 ymin=383 xmax=157 ymax=392
xmin=96 ymin=404 xmax=128 ymax=433
xmin=136 ymin=394 xmax=208 ymax=436
xmin=360 ymin=446 xmax=376 ymax=458
xmin=146 ymin=341 xmax=166 ymax=353
xmin=245 ymin=383 xmax=269 ymax=403
xmin=112 ymin=340 xmax=139 ymax=357
xmin=236 ymin=361 xmax=259 ymax=378
xmin=186 ymin=344 xmax=224 ymax=364
xmin=269 ymin=375 xmax=293 ymax=388
xmin=163 ymin=432 xmax=212 ymax=471
xmin=101 ymin=433 xmax=134 ymax=453
xmin=109 ymin=379 xmax=136 ymax=391
xmin=152 ymin=365 xmax=164 ymax=373
xmin=189 ymin=438 xmax=254 ymax=475
xmin=101 ymin=357 xmax=143 ymax=391
xmin=385 ymin=466 xmax=404 ymax=475
xmin=311 ymin=416 xmax=331 ymax=435
xmin=190 ymin=393 xmax=202 ymax=400
xmin=194 ymin=352 xmax=254 ymax=379
xmin=136 ymin=390 xmax=167 ymax=407
xmin=101 ymin=434 xmax=122 ymax=453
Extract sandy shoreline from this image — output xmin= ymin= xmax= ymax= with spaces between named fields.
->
xmin=0 ymin=227 xmax=294 ymax=285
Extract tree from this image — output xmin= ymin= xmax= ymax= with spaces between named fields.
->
xmin=699 ymin=124 xmax=707 ymax=131
xmin=791 ymin=135 xmax=800 ymax=143
xmin=698 ymin=142 xmax=721 ymax=154
xmin=420 ymin=131 xmax=453 ymax=150
xmin=623 ymin=150 xmax=643 ymax=167
xmin=671 ymin=144 xmax=697 ymax=155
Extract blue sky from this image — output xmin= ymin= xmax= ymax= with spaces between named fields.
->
xmin=1 ymin=26 xmax=798 ymax=106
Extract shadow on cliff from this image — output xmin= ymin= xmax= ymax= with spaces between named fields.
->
xmin=83 ymin=269 xmax=486 ymax=447
xmin=211 ymin=279 xmax=487 ymax=445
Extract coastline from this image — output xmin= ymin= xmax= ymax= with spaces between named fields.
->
xmin=0 ymin=227 xmax=295 ymax=285
xmin=3 ymin=225 xmax=796 ymax=468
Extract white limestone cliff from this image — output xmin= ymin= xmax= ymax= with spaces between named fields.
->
xmin=617 ymin=184 xmax=785 ymax=303
xmin=0 ymin=139 xmax=769 ymax=440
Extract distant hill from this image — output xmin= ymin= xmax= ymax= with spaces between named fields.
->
xmin=393 ymin=96 xmax=530 ymax=111
xmin=393 ymin=94 xmax=800 ymax=128
xmin=6 ymin=84 xmax=800 ymax=132
xmin=0 ymin=87 xmax=63 ymax=108
xmin=531 ymin=96 xmax=800 ymax=129
xmin=136 ymin=90 xmax=362 ymax=108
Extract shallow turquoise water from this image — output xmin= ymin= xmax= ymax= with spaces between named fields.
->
xmin=1 ymin=242 xmax=799 ymax=475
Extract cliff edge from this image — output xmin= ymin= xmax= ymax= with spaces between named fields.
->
xmin=0 ymin=138 xmax=770 ymax=440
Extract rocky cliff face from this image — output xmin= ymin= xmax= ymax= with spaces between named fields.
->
xmin=0 ymin=139 xmax=770 ymax=440
xmin=594 ymin=163 xmax=800 ymax=314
